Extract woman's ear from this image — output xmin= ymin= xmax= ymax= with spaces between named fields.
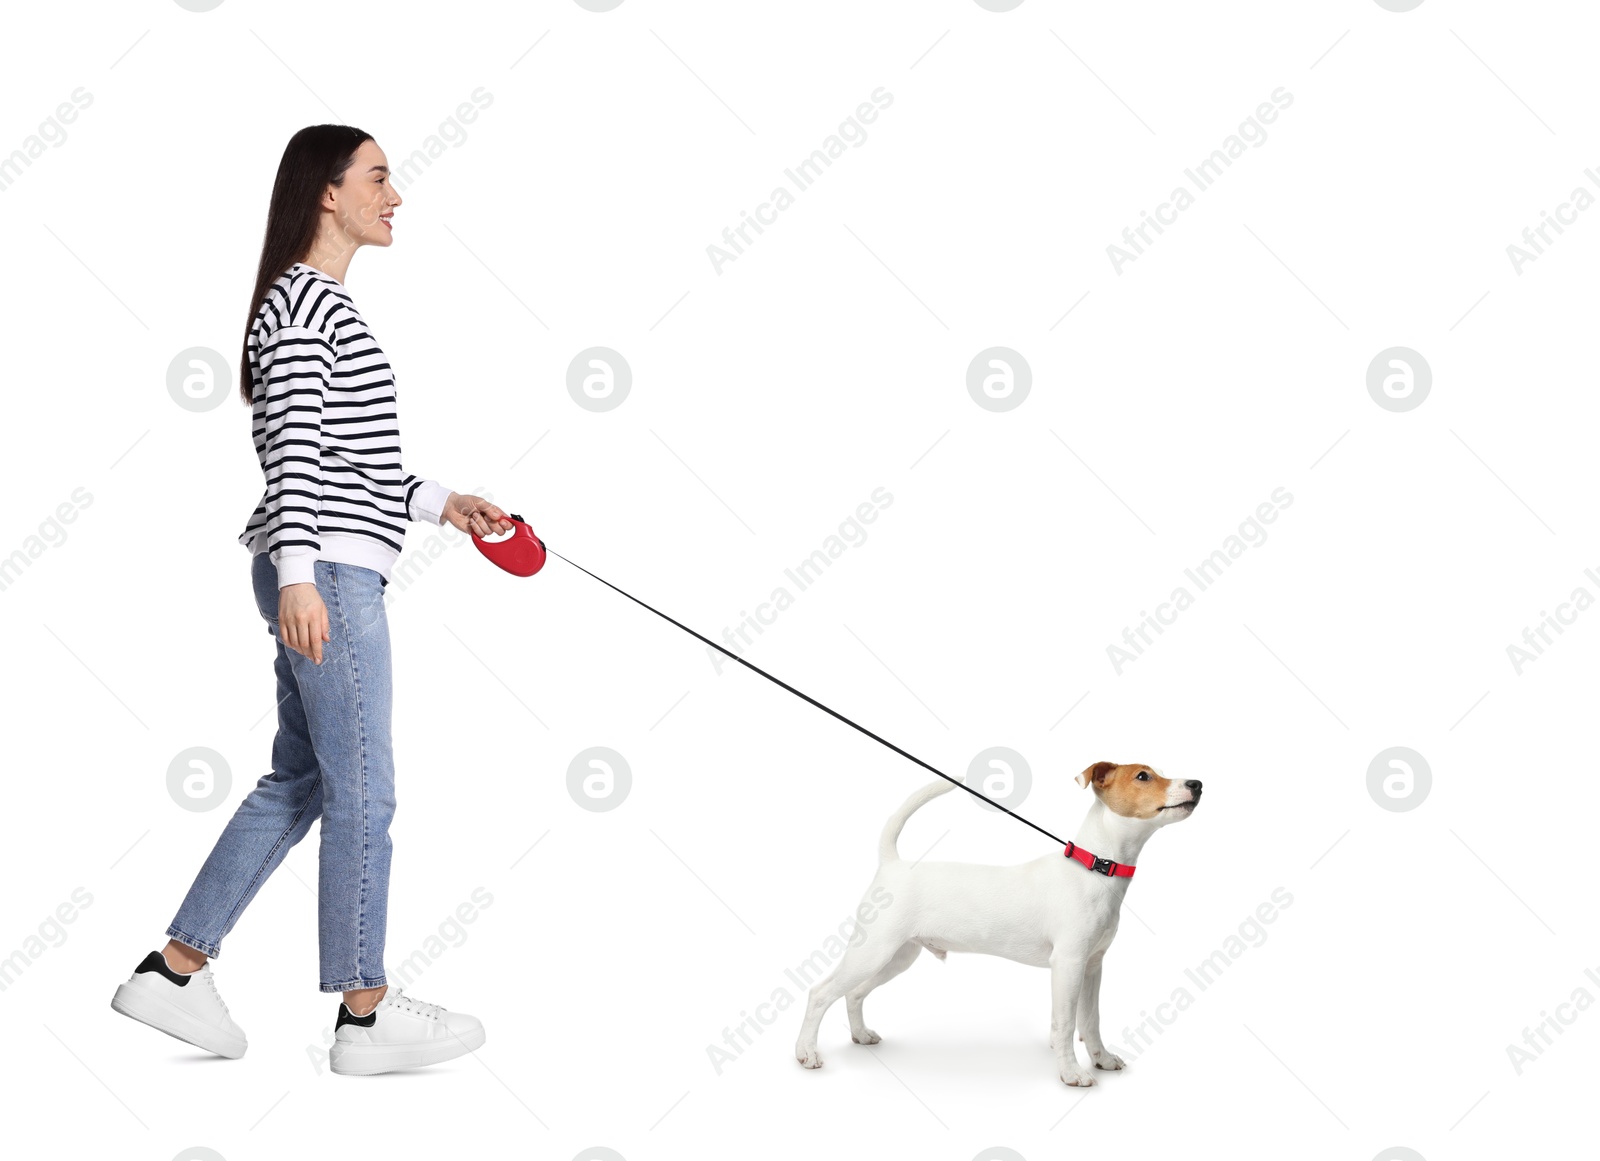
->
xmin=1076 ymin=761 xmax=1117 ymax=789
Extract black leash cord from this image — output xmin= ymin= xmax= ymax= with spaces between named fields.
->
xmin=547 ymin=548 xmax=1070 ymax=849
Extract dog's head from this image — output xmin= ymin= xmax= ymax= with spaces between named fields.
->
xmin=1076 ymin=762 xmax=1200 ymax=825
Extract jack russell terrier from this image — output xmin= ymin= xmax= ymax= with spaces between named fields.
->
xmin=794 ymin=761 xmax=1201 ymax=1086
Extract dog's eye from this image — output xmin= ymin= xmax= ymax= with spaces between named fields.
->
xmin=1135 ymin=771 xmax=1150 ymax=781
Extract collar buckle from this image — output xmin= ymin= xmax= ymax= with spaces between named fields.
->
xmin=1090 ymin=856 xmax=1116 ymax=876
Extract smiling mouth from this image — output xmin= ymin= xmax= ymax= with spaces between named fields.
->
xmin=1159 ymin=801 xmax=1197 ymax=811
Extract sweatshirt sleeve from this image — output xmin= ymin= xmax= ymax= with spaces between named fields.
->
xmin=401 ymin=475 xmax=453 ymax=527
xmin=256 ymin=324 xmax=335 ymax=587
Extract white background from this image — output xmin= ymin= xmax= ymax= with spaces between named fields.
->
xmin=0 ymin=1 xmax=1591 ymax=1158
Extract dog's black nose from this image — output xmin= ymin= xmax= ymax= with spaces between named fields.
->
xmin=1185 ymin=780 xmax=1202 ymax=793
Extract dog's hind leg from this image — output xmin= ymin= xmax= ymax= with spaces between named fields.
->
xmin=845 ymin=940 xmax=921 ymax=1046
xmin=795 ymin=933 xmax=909 ymax=1069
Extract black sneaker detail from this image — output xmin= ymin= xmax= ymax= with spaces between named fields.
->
xmin=336 ymin=1003 xmax=377 ymax=1030
xmin=136 ymin=950 xmax=191 ymax=987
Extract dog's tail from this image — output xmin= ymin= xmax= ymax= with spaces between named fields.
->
xmin=879 ymin=779 xmax=956 ymax=863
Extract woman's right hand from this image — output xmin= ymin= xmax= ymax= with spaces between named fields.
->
xmin=279 ymin=582 xmax=331 ymax=664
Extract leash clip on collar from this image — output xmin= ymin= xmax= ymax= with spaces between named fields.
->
xmin=1064 ymin=840 xmax=1135 ymax=879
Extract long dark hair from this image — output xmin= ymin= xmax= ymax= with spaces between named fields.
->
xmin=239 ymin=124 xmax=372 ymax=405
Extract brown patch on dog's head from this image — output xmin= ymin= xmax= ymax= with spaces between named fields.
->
xmin=1075 ymin=762 xmax=1118 ymax=790
xmin=1076 ymin=761 xmax=1192 ymax=821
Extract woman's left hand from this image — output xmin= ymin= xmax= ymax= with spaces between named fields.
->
xmin=443 ymin=492 xmax=515 ymax=538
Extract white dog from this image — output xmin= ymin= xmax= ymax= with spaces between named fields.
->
xmin=794 ymin=761 xmax=1201 ymax=1086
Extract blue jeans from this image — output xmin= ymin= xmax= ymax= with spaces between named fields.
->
xmin=167 ymin=554 xmax=396 ymax=993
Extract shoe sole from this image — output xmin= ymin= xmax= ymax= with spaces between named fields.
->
xmin=327 ymin=1024 xmax=486 ymax=1076
xmin=110 ymin=983 xmax=246 ymax=1059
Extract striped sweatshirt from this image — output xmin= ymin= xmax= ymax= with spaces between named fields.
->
xmin=237 ymin=262 xmax=453 ymax=588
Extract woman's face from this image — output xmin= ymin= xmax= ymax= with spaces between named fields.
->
xmin=326 ymin=138 xmax=400 ymax=250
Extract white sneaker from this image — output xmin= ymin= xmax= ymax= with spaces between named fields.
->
xmin=110 ymin=950 xmax=247 ymax=1059
xmin=327 ymin=984 xmax=485 ymax=1076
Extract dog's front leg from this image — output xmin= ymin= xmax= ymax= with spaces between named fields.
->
xmin=1049 ymin=952 xmax=1094 ymax=1087
xmin=1075 ymin=955 xmax=1124 ymax=1071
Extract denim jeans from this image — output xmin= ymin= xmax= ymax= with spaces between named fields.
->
xmin=167 ymin=553 xmax=396 ymax=993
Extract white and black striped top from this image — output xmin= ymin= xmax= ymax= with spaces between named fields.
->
xmin=237 ymin=262 xmax=452 ymax=588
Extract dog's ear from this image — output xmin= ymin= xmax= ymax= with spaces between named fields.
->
xmin=1076 ymin=761 xmax=1117 ymax=789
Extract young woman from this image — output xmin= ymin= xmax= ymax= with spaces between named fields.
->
xmin=110 ymin=124 xmax=513 ymax=1076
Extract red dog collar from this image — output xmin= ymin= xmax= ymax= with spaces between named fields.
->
xmin=1064 ymin=841 xmax=1135 ymax=878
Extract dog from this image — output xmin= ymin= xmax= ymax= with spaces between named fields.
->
xmin=793 ymin=761 xmax=1201 ymax=1086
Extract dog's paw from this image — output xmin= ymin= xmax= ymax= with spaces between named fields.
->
xmin=1059 ymin=1066 xmax=1097 ymax=1088
xmin=851 ymin=1028 xmax=881 ymax=1045
xmin=1091 ymin=1050 xmax=1126 ymax=1071
xmin=796 ymin=1046 xmax=823 ymax=1069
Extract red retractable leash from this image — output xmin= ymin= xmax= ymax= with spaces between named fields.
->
xmin=471 ymin=515 xmax=1135 ymax=878
xmin=471 ymin=512 xmax=547 ymax=576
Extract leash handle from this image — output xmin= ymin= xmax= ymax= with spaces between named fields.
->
xmin=474 ymin=513 xmax=548 ymax=577
xmin=548 ymin=548 xmax=1071 ymax=849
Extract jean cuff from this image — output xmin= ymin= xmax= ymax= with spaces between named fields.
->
xmin=320 ymin=975 xmax=387 ymax=994
xmin=165 ymin=927 xmax=220 ymax=958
